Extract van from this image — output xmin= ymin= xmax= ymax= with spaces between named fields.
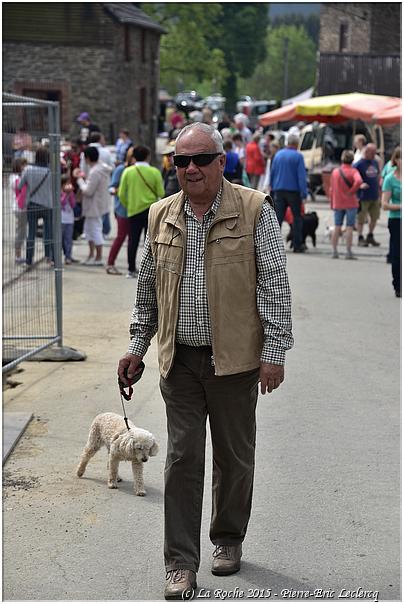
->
xmin=298 ymin=121 xmax=384 ymax=193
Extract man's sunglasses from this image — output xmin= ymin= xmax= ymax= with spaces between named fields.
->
xmin=173 ymin=153 xmax=222 ymax=168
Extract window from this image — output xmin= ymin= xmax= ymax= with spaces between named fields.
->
xmin=339 ymin=22 xmax=349 ymax=52
xmin=300 ymin=132 xmax=314 ymax=151
xmin=316 ymin=128 xmax=325 ymax=148
xmin=14 ymin=80 xmax=70 ymax=132
xmin=124 ymin=25 xmax=131 ymax=62
xmin=22 ymin=88 xmax=63 ymax=132
xmin=141 ymin=30 xmax=146 ymax=62
xmin=140 ymin=87 xmax=147 ymax=123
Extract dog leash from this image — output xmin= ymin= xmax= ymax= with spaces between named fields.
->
xmin=118 ymin=362 xmax=145 ymax=431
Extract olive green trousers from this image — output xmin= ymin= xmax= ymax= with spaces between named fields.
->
xmin=160 ymin=344 xmax=260 ymax=573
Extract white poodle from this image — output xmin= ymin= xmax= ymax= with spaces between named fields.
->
xmin=76 ymin=412 xmax=158 ymax=496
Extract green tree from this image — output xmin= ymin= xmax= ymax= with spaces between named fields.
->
xmin=141 ymin=3 xmax=228 ymax=94
xmin=271 ymin=13 xmax=320 ymax=45
xmin=212 ymin=3 xmax=269 ymax=109
xmin=142 ymin=3 xmax=269 ymax=110
xmin=240 ymin=25 xmax=316 ymax=102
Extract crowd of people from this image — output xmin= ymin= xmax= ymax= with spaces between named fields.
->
xmin=9 ymin=109 xmax=401 ymax=296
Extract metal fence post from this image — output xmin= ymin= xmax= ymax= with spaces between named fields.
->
xmin=49 ymin=101 xmax=63 ymax=347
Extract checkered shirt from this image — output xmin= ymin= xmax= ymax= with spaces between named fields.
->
xmin=128 ymin=192 xmax=293 ymax=365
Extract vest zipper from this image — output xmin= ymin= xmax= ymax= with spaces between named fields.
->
xmin=166 ymin=223 xmax=186 ymax=376
xmin=204 ymin=214 xmax=238 ymax=375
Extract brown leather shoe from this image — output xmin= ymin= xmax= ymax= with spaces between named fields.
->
xmin=164 ymin=569 xmax=197 ymax=600
xmin=211 ymin=544 xmax=242 ymax=576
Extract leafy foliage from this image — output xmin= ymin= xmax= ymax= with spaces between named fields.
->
xmin=212 ymin=3 xmax=269 ymax=108
xmin=142 ymin=4 xmax=318 ymax=108
xmin=141 ymin=3 xmax=228 ymax=93
xmin=239 ymin=25 xmax=317 ymax=101
xmin=270 ymin=13 xmax=320 ymax=45
xmin=141 ymin=2 xmax=268 ymax=109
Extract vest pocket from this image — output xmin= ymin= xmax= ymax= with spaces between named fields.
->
xmin=154 ymin=231 xmax=183 ymax=274
xmin=206 ymin=232 xmax=254 ymax=265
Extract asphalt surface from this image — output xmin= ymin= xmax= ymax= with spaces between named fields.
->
xmin=3 ymin=198 xmax=400 ymax=602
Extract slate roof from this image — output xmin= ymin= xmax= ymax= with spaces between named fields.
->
xmin=103 ymin=3 xmax=167 ymax=34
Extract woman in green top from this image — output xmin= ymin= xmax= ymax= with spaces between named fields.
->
xmin=382 ymin=147 xmax=401 ymax=297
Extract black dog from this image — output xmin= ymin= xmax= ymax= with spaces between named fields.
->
xmin=286 ymin=211 xmax=319 ymax=249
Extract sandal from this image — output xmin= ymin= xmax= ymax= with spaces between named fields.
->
xmin=106 ymin=265 xmax=122 ymax=275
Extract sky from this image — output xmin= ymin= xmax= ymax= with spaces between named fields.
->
xmin=269 ymin=3 xmax=321 ymax=17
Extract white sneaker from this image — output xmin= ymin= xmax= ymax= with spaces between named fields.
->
xmin=126 ymin=271 xmax=137 ymax=279
xmin=83 ymin=258 xmax=103 ymax=266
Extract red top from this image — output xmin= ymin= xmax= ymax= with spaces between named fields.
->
xmin=329 ymin=164 xmax=363 ymax=209
xmin=245 ymin=141 xmax=266 ymax=175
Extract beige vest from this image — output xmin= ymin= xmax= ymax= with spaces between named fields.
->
xmin=148 ymin=178 xmax=269 ymax=377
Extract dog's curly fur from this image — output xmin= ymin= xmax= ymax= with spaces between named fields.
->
xmin=76 ymin=412 xmax=158 ymax=496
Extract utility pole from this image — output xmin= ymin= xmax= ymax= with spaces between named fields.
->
xmin=283 ymin=37 xmax=289 ymax=101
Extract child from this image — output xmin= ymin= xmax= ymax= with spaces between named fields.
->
xmin=11 ymin=157 xmax=28 ymax=264
xmin=61 ymin=175 xmax=77 ymax=265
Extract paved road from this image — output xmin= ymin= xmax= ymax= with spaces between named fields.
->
xmin=3 ymin=199 xmax=400 ymax=601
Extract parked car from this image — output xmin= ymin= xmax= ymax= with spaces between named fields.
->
xmin=298 ymin=120 xmax=384 ymax=193
xmin=248 ymin=100 xmax=278 ymax=130
xmin=203 ymin=94 xmax=226 ymax=112
xmin=236 ymin=95 xmax=254 ymax=115
xmin=175 ymin=91 xmax=203 ymax=114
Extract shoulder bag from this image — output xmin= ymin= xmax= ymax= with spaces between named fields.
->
xmin=30 ymin=168 xmax=50 ymax=198
xmin=135 ymin=166 xmax=158 ymax=199
xmin=338 ymin=167 xmax=353 ymax=190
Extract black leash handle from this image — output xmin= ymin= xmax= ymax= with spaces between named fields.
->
xmin=118 ymin=362 xmax=145 ymax=431
xmin=119 ymin=391 xmax=131 ymax=431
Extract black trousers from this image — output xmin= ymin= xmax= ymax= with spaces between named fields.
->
xmin=26 ymin=202 xmax=53 ymax=265
xmin=274 ymin=190 xmax=303 ymax=250
xmin=128 ymin=209 xmax=149 ymax=272
xmin=160 ymin=344 xmax=260 ymax=573
xmin=388 ymin=218 xmax=401 ymax=293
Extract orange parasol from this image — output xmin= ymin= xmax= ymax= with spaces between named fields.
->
xmin=259 ymin=93 xmax=401 ymax=126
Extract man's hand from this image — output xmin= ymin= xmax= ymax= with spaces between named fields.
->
xmin=259 ymin=362 xmax=284 ymax=395
xmin=118 ymin=353 xmax=143 ymax=386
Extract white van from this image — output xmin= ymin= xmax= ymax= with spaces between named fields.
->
xmin=298 ymin=121 xmax=384 ymax=193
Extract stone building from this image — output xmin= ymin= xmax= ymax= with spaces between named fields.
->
xmin=2 ymin=3 xmax=166 ymax=152
xmin=317 ymin=3 xmax=401 ymax=96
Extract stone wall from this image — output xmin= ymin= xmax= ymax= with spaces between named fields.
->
xmin=370 ymin=4 xmax=401 ymax=53
xmin=3 ymin=22 xmax=161 ymax=154
xmin=319 ymin=4 xmax=371 ymax=53
xmin=320 ymin=3 xmax=401 ymax=55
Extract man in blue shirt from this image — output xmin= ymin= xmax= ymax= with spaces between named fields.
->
xmin=270 ymin=134 xmax=307 ymax=253
xmin=223 ymin=140 xmax=243 ymax=184
xmin=353 ymin=144 xmax=381 ymax=247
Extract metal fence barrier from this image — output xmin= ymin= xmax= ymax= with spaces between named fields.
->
xmin=2 ymin=92 xmax=63 ymax=373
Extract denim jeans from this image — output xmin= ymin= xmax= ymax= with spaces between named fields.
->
xmin=160 ymin=344 xmax=259 ymax=573
xmin=26 ymin=202 xmax=53 ymax=265
xmin=274 ymin=190 xmax=303 ymax=250
xmin=102 ymin=212 xmax=111 ymax=236
xmin=61 ymin=223 xmax=74 ymax=260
